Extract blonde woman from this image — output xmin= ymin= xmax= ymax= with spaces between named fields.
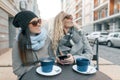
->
xmin=52 ymin=11 xmax=93 ymax=65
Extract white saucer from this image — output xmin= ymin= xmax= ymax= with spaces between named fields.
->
xmin=36 ymin=65 xmax=62 ymax=76
xmin=72 ymin=65 xmax=97 ymax=74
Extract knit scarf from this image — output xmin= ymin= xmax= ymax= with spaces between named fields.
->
xmin=57 ymin=27 xmax=80 ymax=55
xmin=30 ymin=28 xmax=47 ymax=50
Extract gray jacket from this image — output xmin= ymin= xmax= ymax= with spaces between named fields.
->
xmin=57 ymin=28 xmax=93 ymax=61
xmin=12 ymin=37 xmax=53 ymax=79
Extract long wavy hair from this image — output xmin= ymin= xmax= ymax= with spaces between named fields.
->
xmin=52 ymin=11 xmax=68 ymax=55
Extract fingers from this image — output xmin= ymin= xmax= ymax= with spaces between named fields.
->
xmin=56 ymin=54 xmax=75 ymax=65
xmin=56 ymin=57 xmax=66 ymax=65
xmin=62 ymin=54 xmax=74 ymax=64
xmin=65 ymin=54 xmax=74 ymax=64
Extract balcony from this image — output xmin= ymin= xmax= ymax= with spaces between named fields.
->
xmin=94 ymin=17 xmax=98 ymax=21
xmin=94 ymin=8 xmax=108 ymax=21
xmin=94 ymin=0 xmax=108 ymax=8
xmin=114 ymin=3 xmax=120 ymax=14
xmin=94 ymin=1 xmax=108 ymax=11
xmin=94 ymin=2 xmax=99 ymax=8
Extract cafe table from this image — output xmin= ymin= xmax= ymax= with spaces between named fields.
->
xmin=21 ymin=64 xmax=112 ymax=80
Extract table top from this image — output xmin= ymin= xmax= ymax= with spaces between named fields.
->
xmin=21 ymin=64 xmax=112 ymax=80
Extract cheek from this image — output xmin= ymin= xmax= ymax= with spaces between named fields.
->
xmin=30 ymin=28 xmax=34 ymax=32
xmin=31 ymin=28 xmax=41 ymax=33
xmin=28 ymin=26 xmax=35 ymax=33
xmin=29 ymin=26 xmax=33 ymax=32
xmin=64 ymin=23 xmax=68 ymax=26
xmin=63 ymin=21 xmax=68 ymax=25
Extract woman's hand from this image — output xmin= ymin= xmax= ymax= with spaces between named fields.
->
xmin=64 ymin=54 xmax=74 ymax=64
xmin=56 ymin=54 xmax=74 ymax=65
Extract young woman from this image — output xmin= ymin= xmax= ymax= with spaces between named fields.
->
xmin=12 ymin=10 xmax=53 ymax=79
xmin=52 ymin=11 xmax=93 ymax=65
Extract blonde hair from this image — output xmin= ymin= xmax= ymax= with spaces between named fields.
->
xmin=52 ymin=11 xmax=68 ymax=54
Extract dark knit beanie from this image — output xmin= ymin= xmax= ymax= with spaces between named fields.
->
xmin=13 ymin=10 xmax=37 ymax=30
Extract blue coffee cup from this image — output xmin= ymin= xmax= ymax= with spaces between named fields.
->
xmin=40 ymin=57 xmax=54 ymax=73
xmin=76 ymin=58 xmax=90 ymax=72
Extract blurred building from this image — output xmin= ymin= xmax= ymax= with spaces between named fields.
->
xmin=62 ymin=0 xmax=93 ymax=34
xmin=62 ymin=0 xmax=120 ymax=33
xmin=62 ymin=0 xmax=83 ymax=28
xmin=93 ymin=0 xmax=120 ymax=32
xmin=82 ymin=0 xmax=93 ymax=33
xmin=0 ymin=0 xmax=40 ymax=55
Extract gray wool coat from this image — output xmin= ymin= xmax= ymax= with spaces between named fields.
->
xmin=57 ymin=28 xmax=93 ymax=62
xmin=12 ymin=37 xmax=54 ymax=79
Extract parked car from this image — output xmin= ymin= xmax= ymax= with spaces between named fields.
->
xmin=106 ymin=32 xmax=120 ymax=47
xmin=86 ymin=31 xmax=109 ymax=44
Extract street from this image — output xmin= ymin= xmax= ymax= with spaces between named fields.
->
xmin=99 ymin=45 xmax=120 ymax=65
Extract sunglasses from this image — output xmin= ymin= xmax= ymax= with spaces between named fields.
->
xmin=63 ymin=15 xmax=73 ymax=20
xmin=29 ymin=19 xmax=41 ymax=26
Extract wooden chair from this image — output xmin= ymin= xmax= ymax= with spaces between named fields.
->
xmin=89 ymin=39 xmax=99 ymax=70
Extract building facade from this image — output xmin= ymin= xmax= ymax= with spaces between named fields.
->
xmin=0 ymin=0 xmax=39 ymax=55
xmin=62 ymin=0 xmax=93 ymax=33
xmin=93 ymin=0 xmax=120 ymax=32
xmin=82 ymin=0 xmax=93 ymax=33
xmin=62 ymin=0 xmax=120 ymax=34
xmin=62 ymin=0 xmax=83 ymax=28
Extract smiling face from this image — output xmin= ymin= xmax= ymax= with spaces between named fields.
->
xmin=63 ymin=15 xmax=73 ymax=29
xmin=28 ymin=17 xmax=41 ymax=34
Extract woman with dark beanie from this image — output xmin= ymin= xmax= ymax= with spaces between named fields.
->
xmin=12 ymin=10 xmax=54 ymax=80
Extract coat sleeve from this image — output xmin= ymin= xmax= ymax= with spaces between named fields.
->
xmin=12 ymin=41 xmax=33 ymax=79
xmin=72 ymin=30 xmax=94 ymax=61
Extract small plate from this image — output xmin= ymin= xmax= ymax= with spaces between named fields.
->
xmin=36 ymin=65 xmax=62 ymax=76
xmin=72 ymin=65 xmax=97 ymax=74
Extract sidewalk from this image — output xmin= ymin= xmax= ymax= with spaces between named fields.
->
xmin=0 ymin=49 xmax=17 ymax=80
xmin=99 ymin=58 xmax=120 ymax=80
xmin=0 ymin=49 xmax=120 ymax=80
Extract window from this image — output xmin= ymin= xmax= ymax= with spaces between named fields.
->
xmin=113 ymin=34 xmax=119 ymax=38
xmin=119 ymin=35 xmax=120 ymax=38
xmin=110 ymin=34 xmax=113 ymax=37
xmin=105 ymin=8 xmax=108 ymax=16
xmin=100 ymin=33 xmax=108 ymax=35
